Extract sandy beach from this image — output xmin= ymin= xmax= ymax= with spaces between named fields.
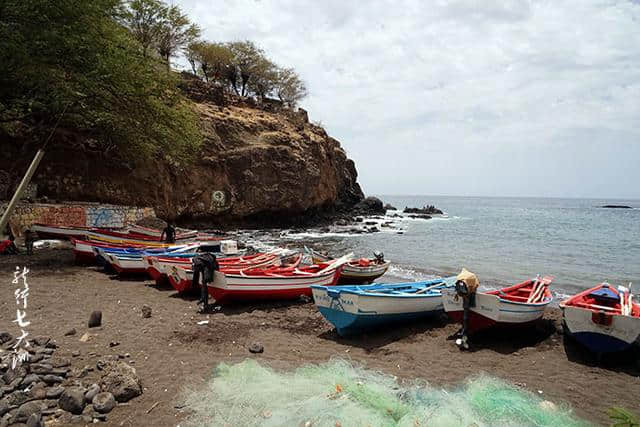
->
xmin=0 ymin=248 xmax=638 ymax=426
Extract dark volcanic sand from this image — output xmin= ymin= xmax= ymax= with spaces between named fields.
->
xmin=1 ymin=248 xmax=639 ymax=426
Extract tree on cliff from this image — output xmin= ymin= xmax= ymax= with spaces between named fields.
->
xmin=155 ymin=4 xmax=201 ymax=68
xmin=123 ymin=0 xmax=165 ymax=57
xmin=275 ymin=68 xmax=308 ymax=107
xmin=185 ymin=41 xmax=234 ymax=84
xmin=123 ymin=0 xmax=200 ymax=68
xmin=0 ymin=0 xmax=201 ymax=160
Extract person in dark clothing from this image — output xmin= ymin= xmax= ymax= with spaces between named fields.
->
xmin=160 ymin=223 xmax=176 ymax=244
xmin=192 ymin=252 xmax=220 ymax=313
xmin=0 ymin=228 xmax=19 ymax=255
xmin=24 ymin=229 xmax=35 ymax=255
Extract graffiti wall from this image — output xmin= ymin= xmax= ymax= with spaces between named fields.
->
xmin=0 ymin=202 xmax=156 ymax=234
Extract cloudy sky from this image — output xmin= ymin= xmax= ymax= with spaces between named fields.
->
xmin=176 ymin=0 xmax=640 ymax=198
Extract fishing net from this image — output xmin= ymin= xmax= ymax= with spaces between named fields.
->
xmin=182 ymin=358 xmax=589 ymax=427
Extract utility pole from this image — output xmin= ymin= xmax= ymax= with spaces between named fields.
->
xmin=0 ymin=103 xmax=70 ymax=237
xmin=0 ymin=149 xmax=45 ymax=236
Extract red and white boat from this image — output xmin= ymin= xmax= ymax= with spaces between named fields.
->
xmin=32 ymin=224 xmax=100 ymax=240
xmin=442 ymin=275 xmax=554 ymax=333
xmin=164 ymin=252 xmax=296 ymax=292
xmin=560 ymin=283 xmax=639 ymax=353
xmin=71 ymin=238 xmax=150 ymax=264
xmin=207 ymin=255 xmax=352 ymax=304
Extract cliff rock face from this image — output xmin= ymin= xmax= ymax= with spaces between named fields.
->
xmin=0 ymin=79 xmax=364 ymax=228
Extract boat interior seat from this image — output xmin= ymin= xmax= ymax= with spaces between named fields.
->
xmin=588 ymin=287 xmax=620 ymax=305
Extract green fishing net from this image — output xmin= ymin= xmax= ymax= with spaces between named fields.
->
xmin=183 ymin=358 xmax=589 ymax=427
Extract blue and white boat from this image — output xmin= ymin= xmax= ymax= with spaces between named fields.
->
xmin=311 ymin=277 xmax=457 ymax=336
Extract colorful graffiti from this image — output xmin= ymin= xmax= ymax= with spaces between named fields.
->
xmin=0 ymin=202 xmax=155 ymax=234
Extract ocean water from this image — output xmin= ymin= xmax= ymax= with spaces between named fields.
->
xmin=274 ymin=196 xmax=639 ymax=298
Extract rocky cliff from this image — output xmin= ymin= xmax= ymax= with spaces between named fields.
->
xmin=0 ymin=75 xmax=364 ymax=228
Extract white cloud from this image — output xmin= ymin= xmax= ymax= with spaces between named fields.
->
xmin=176 ymin=0 xmax=640 ymax=198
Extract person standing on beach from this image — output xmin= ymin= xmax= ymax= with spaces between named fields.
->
xmin=161 ymin=222 xmax=176 ymax=244
xmin=24 ymin=228 xmax=35 ymax=255
xmin=192 ymin=252 xmax=220 ymax=313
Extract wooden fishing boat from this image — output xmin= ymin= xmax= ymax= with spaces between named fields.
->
xmin=126 ymin=224 xmax=199 ymax=240
xmin=71 ymin=238 xmax=150 ymax=264
xmin=86 ymin=232 xmax=175 ymax=247
xmin=207 ymin=256 xmax=349 ymax=304
xmin=306 ymin=247 xmax=391 ymax=284
xmin=32 ymin=224 xmax=99 ymax=240
xmin=560 ymin=283 xmax=639 ymax=353
xmin=442 ymin=275 xmax=554 ymax=334
xmin=101 ymin=242 xmax=223 ymax=275
xmin=312 ymin=276 xmax=457 ymax=336
xmin=165 ymin=252 xmax=293 ymax=292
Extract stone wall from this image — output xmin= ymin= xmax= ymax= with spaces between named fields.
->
xmin=1 ymin=202 xmax=155 ymax=235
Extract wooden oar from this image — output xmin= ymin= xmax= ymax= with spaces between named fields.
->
xmin=415 ymin=280 xmax=447 ymax=294
xmin=527 ymin=280 xmax=542 ymax=303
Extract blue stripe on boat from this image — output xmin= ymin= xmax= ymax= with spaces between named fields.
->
xmin=570 ymin=331 xmax=633 ymax=353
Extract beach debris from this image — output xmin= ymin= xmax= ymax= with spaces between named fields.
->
xmin=141 ymin=304 xmax=152 ymax=318
xmin=299 ymin=294 xmax=312 ymax=303
xmin=248 ymin=343 xmax=264 ymax=354
xmin=88 ymin=311 xmax=102 ymax=328
xmin=145 ymin=401 xmax=160 ymax=414
xmin=64 ymin=328 xmax=77 ymax=336
xmin=59 ymin=387 xmax=86 ymax=414
xmin=92 ymin=392 xmax=117 ymax=414
xmin=196 ymin=320 xmax=209 ymax=325
xmin=79 ymin=333 xmax=90 ymax=343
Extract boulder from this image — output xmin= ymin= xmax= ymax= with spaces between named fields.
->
xmin=0 ymin=333 xmax=12 ymax=345
xmin=100 ymin=361 xmax=141 ymax=403
xmin=248 ymin=343 xmax=264 ymax=354
xmin=0 ymin=399 xmax=9 ymax=417
xmin=41 ymin=375 xmax=63 ymax=385
xmin=45 ymin=387 xmax=64 ymax=399
xmin=84 ymin=384 xmax=100 ymax=402
xmin=12 ymin=400 xmax=46 ymax=423
xmin=383 ymin=203 xmax=397 ymax=211
xmin=141 ymin=305 xmax=152 ymax=318
xmin=64 ymin=328 xmax=77 ymax=337
xmin=25 ymin=412 xmax=43 ymax=427
xmin=92 ymin=392 xmax=116 ymax=414
xmin=58 ymin=387 xmax=86 ymax=414
xmin=88 ymin=311 xmax=102 ymax=328
xmin=20 ymin=375 xmax=39 ymax=389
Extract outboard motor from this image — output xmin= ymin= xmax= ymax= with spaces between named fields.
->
xmin=373 ymin=251 xmax=384 ymax=263
xmin=453 ymin=269 xmax=479 ymax=351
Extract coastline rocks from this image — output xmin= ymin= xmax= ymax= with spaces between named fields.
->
xmin=352 ymin=197 xmax=385 ymax=215
xmin=383 ymin=203 xmax=397 ymax=211
xmin=59 ymin=387 xmax=85 ymax=414
xmin=404 ymin=205 xmax=443 ymax=215
xmin=408 ymin=214 xmax=432 ymax=220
